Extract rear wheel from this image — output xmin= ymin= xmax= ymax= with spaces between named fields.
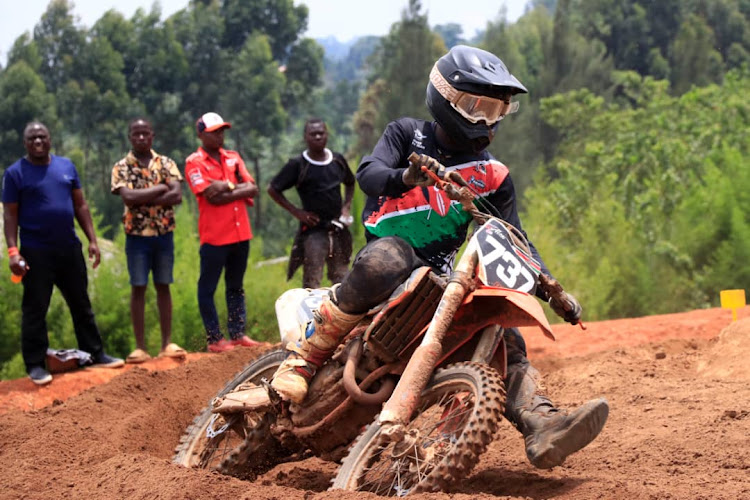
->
xmin=172 ymin=349 xmax=285 ymax=471
xmin=331 ymin=362 xmax=505 ymax=495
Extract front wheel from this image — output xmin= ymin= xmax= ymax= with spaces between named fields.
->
xmin=172 ymin=348 xmax=285 ymax=472
xmin=331 ymin=362 xmax=505 ymax=495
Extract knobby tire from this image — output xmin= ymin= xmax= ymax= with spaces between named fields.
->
xmin=172 ymin=348 xmax=285 ymax=473
xmin=331 ymin=361 xmax=505 ymax=496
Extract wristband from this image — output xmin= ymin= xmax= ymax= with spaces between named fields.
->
xmin=8 ymin=247 xmax=19 ymax=257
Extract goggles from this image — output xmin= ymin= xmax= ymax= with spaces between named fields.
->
xmin=430 ymin=65 xmax=519 ymax=125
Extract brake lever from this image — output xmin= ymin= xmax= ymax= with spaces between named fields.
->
xmin=420 ymin=165 xmax=447 ymax=187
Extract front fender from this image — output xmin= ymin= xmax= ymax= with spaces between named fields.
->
xmin=451 ymin=287 xmax=555 ymax=341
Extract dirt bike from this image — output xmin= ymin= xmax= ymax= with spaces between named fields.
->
xmin=173 ymin=153 xmax=578 ymax=495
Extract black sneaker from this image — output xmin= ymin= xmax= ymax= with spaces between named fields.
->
xmin=91 ymin=352 xmax=125 ymax=368
xmin=29 ymin=366 xmax=53 ymax=386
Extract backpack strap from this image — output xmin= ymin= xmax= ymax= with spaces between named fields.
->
xmin=296 ymin=157 xmax=310 ymax=188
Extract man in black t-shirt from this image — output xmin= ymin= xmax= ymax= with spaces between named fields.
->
xmin=268 ymin=119 xmax=356 ymax=288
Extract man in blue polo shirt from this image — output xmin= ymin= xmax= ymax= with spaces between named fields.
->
xmin=2 ymin=122 xmax=124 ymax=385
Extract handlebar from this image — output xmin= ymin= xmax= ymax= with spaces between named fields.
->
xmin=408 ymin=152 xmax=586 ymax=331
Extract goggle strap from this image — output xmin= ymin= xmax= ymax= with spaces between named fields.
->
xmin=430 ymin=65 xmax=519 ymax=124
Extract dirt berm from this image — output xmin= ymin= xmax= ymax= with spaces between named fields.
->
xmin=0 ymin=307 xmax=747 ymax=499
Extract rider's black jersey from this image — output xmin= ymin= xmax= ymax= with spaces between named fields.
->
xmin=357 ymin=117 xmax=551 ymax=281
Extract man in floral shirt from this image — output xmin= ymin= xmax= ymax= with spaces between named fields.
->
xmin=111 ymin=118 xmax=185 ymax=363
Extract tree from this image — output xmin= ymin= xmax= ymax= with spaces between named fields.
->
xmin=434 ymin=23 xmax=465 ymax=48
xmin=6 ymin=34 xmax=42 ymax=73
xmin=221 ymin=0 xmax=308 ymax=59
xmin=94 ymin=6 xmax=189 ymax=156
xmin=60 ymin=35 xmax=129 ymax=164
xmin=282 ymin=38 xmax=324 ymax=113
xmin=171 ymin=2 xmax=227 ymax=118
xmin=524 ymin=70 xmax=750 ymax=319
xmin=363 ymin=0 xmax=445 ymax=138
xmin=349 ymin=78 xmax=388 ymax=159
xmin=0 ymin=62 xmax=58 ymax=169
xmin=696 ymin=0 xmax=750 ymax=70
xmin=32 ymin=0 xmax=85 ymax=93
xmin=670 ymin=14 xmax=724 ymax=94
xmin=480 ymin=1 xmax=613 ymax=190
xmin=222 ymin=33 xmax=288 ymax=229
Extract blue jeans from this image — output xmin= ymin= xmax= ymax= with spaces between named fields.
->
xmin=198 ymin=240 xmax=249 ymax=343
xmin=125 ymin=233 xmax=174 ymax=286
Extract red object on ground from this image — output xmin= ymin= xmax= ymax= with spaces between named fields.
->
xmin=232 ymin=335 xmax=262 ymax=347
xmin=207 ymin=338 xmax=236 ymax=353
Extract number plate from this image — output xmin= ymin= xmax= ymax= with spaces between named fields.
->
xmin=475 ymin=219 xmax=541 ymax=294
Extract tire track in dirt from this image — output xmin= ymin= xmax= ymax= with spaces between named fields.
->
xmin=0 ymin=308 xmax=748 ymax=499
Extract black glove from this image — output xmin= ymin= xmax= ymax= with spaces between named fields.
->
xmin=402 ymin=154 xmax=445 ymax=187
xmin=549 ymin=292 xmax=582 ymax=324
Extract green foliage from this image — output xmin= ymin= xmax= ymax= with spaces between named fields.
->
xmin=524 ymin=70 xmax=750 ymax=320
xmin=367 ymin=0 xmax=445 ymax=133
xmin=0 ymin=354 xmax=26 ymax=381
xmin=0 ymin=61 xmax=58 ymax=168
xmin=283 ymin=38 xmax=325 ymax=113
xmin=221 ymin=0 xmax=308 ymax=59
xmin=0 ymin=205 xmax=294 ymax=378
xmin=225 ymin=33 xmax=287 ymax=147
xmin=433 ymin=23 xmax=465 ymax=48
xmin=7 ymin=33 xmax=42 ymax=72
xmin=349 ymin=79 xmax=388 ymax=158
xmin=0 ymin=266 xmax=23 ymax=367
xmin=32 ymin=0 xmax=85 ymax=92
xmin=481 ymin=2 xmax=614 ymax=190
xmin=170 ymin=1 xmax=226 ymax=117
xmin=670 ymin=14 xmax=724 ymax=94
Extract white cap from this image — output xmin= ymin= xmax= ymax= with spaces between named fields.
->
xmin=196 ymin=112 xmax=231 ymax=133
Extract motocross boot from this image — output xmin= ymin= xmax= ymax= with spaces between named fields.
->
xmin=504 ymin=362 xmax=609 ymax=469
xmin=271 ymin=294 xmax=363 ymax=404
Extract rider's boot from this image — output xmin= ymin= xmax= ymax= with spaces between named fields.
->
xmin=504 ymin=362 xmax=609 ymax=469
xmin=271 ymin=295 xmax=363 ymax=404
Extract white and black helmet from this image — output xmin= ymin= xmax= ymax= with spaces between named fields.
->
xmin=426 ymin=45 xmax=527 ymax=153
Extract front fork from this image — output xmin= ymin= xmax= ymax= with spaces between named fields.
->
xmin=378 ymin=240 xmax=479 ymax=440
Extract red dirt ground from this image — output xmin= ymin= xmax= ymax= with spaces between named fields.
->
xmin=1 ymin=307 xmax=748 ymax=499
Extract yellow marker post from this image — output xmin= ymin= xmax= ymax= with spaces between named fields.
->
xmin=720 ymin=289 xmax=746 ymax=322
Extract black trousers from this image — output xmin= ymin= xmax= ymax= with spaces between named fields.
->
xmin=301 ymin=227 xmax=352 ymax=289
xmin=334 ymin=235 xmax=531 ymax=360
xmin=197 ymin=241 xmax=249 ymax=343
xmin=335 ymin=236 xmax=423 ymax=313
xmin=20 ymin=243 xmax=103 ymax=372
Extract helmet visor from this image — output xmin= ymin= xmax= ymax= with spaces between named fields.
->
xmin=430 ymin=65 xmax=519 ymax=125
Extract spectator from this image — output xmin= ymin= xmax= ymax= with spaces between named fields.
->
xmin=2 ymin=122 xmax=124 ymax=386
xmin=268 ymin=118 xmax=355 ymax=289
xmin=111 ymin=118 xmax=186 ymax=363
xmin=184 ymin=112 xmax=261 ymax=352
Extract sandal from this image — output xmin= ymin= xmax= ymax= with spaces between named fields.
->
xmin=159 ymin=343 xmax=187 ymax=359
xmin=126 ymin=348 xmax=151 ymax=364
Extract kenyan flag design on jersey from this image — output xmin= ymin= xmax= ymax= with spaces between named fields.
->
xmin=365 ymin=160 xmax=510 ymax=270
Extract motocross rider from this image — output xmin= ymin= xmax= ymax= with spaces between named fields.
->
xmin=271 ymin=45 xmax=609 ymax=469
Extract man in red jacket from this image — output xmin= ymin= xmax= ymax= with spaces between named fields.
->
xmin=185 ymin=112 xmax=261 ymax=352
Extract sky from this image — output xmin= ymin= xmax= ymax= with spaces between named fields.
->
xmin=0 ymin=0 xmax=528 ymax=65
